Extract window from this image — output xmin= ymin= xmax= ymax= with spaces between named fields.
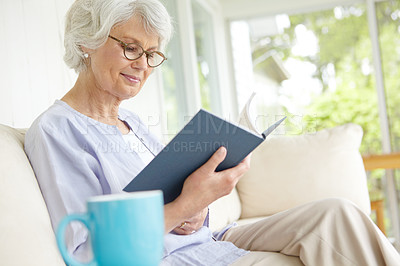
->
xmin=234 ymin=4 xmax=382 ymax=148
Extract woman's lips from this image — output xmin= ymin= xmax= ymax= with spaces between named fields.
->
xmin=121 ymin=73 xmax=140 ymax=84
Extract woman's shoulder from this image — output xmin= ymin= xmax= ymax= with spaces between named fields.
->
xmin=28 ymin=100 xmax=79 ymax=132
xmin=25 ymin=100 xmax=95 ymax=144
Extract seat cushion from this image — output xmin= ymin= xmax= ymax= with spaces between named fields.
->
xmin=0 ymin=124 xmax=64 ymax=265
xmin=237 ymin=123 xmax=371 ymax=219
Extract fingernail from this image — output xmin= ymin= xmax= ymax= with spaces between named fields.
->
xmin=218 ymin=146 xmax=226 ymax=154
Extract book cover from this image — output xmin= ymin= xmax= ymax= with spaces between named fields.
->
xmin=124 ymin=95 xmax=285 ymax=204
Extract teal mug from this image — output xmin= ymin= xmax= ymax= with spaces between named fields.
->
xmin=56 ymin=191 xmax=164 ymax=266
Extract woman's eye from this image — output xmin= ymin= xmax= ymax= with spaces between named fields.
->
xmin=125 ymin=45 xmax=139 ymax=53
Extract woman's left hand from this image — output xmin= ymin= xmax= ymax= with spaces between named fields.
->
xmin=172 ymin=207 xmax=208 ymax=235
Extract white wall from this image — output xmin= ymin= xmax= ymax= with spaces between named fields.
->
xmin=0 ymin=0 xmax=164 ymax=137
xmin=0 ymin=0 xmax=75 ymax=128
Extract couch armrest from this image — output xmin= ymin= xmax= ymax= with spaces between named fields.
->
xmin=0 ymin=124 xmax=65 ymax=265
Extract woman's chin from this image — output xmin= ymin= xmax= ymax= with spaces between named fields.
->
xmin=121 ymin=90 xmax=141 ymax=100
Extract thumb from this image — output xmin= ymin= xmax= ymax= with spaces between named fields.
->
xmin=201 ymin=146 xmax=227 ymax=173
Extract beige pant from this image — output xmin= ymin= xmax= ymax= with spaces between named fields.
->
xmin=223 ymin=198 xmax=400 ymax=266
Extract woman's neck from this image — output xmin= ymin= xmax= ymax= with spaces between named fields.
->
xmin=61 ymin=73 xmax=130 ymax=134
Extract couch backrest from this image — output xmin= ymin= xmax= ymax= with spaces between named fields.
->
xmin=0 ymin=124 xmax=65 ymax=265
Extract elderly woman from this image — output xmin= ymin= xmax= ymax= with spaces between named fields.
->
xmin=25 ymin=0 xmax=400 ymax=265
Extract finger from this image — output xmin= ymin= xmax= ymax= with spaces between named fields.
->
xmin=221 ymin=156 xmax=250 ymax=182
xmin=174 ymin=222 xmax=196 ymax=234
xmin=245 ymin=152 xmax=252 ymax=161
xmin=200 ymin=146 xmax=227 ymax=173
xmin=241 ymin=153 xmax=252 ymax=166
xmin=173 ymin=227 xmax=192 ymax=235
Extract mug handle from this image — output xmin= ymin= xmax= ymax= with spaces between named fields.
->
xmin=56 ymin=214 xmax=96 ymax=266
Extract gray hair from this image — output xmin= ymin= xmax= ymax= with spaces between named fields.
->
xmin=64 ymin=0 xmax=172 ymax=72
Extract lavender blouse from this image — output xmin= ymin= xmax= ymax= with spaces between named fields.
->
xmin=25 ymin=100 xmax=247 ymax=265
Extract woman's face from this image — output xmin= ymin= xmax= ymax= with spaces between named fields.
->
xmin=86 ymin=16 xmax=159 ymax=100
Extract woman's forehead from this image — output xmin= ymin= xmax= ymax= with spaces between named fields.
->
xmin=111 ymin=16 xmax=159 ymax=48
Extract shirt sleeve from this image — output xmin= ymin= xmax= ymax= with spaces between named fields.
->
xmin=25 ymin=121 xmax=108 ymax=259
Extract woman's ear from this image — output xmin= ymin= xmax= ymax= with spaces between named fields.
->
xmin=80 ymin=46 xmax=93 ymax=68
xmin=80 ymin=46 xmax=94 ymax=56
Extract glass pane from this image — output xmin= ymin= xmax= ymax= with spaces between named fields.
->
xmin=161 ymin=0 xmax=188 ymax=140
xmin=191 ymin=1 xmax=221 ymax=114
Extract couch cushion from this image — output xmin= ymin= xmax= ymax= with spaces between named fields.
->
xmin=237 ymin=123 xmax=371 ymax=219
xmin=0 ymin=124 xmax=65 ymax=265
xmin=208 ymin=188 xmax=242 ymax=232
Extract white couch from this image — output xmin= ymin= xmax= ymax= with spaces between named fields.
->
xmin=0 ymin=123 xmax=371 ymax=265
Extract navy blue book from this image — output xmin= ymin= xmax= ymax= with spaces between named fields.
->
xmin=124 ymin=97 xmax=285 ymax=204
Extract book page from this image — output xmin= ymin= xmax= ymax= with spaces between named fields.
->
xmin=237 ymin=92 xmax=259 ymax=135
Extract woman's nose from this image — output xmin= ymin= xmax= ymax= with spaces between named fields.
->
xmin=132 ymin=53 xmax=148 ymax=69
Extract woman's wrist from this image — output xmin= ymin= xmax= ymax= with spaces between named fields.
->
xmin=163 ymin=199 xmax=189 ymax=233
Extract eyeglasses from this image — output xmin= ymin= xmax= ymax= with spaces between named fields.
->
xmin=108 ymin=35 xmax=167 ymax=68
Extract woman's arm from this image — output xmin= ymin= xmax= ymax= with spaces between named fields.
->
xmin=163 ymin=146 xmax=251 ymax=233
xmin=25 ymin=121 xmax=105 ymax=258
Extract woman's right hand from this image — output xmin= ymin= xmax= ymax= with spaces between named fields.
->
xmin=164 ymin=146 xmax=251 ymax=232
